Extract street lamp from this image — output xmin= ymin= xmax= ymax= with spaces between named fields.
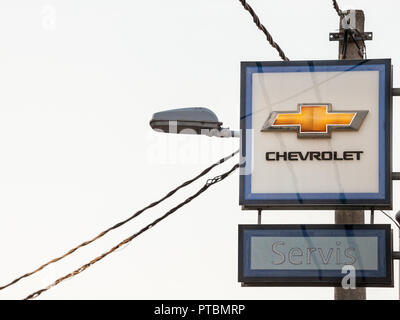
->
xmin=149 ymin=107 xmax=239 ymax=138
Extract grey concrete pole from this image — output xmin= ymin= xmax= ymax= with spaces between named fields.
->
xmin=334 ymin=9 xmax=367 ymax=301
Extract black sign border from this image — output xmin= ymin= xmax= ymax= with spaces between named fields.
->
xmin=238 ymin=224 xmax=393 ymax=287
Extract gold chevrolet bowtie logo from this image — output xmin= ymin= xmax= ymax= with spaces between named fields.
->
xmin=261 ymin=103 xmax=368 ymax=138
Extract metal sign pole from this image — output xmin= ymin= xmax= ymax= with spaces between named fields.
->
xmin=257 ymin=209 xmax=262 ymax=225
xmin=334 ymin=9 xmax=367 ymax=300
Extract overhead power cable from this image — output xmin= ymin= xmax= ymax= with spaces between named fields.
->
xmin=238 ymin=0 xmax=289 ymax=61
xmin=332 ymin=0 xmax=344 ymax=18
xmin=0 ymin=150 xmax=239 ymax=292
xmin=380 ymin=210 xmax=400 ymax=230
xmin=24 ymin=162 xmax=240 ymax=300
xmin=353 ymin=28 xmax=367 ymax=59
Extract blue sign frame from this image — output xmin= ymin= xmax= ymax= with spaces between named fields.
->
xmin=239 ymin=59 xmax=392 ymax=210
xmin=238 ymin=224 xmax=393 ymax=287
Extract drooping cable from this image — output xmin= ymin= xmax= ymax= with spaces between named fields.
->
xmin=348 ymin=29 xmax=365 ymax=59
xmin=380 ymin=210 xmax=400 ymax=230
xmin=0 ymin=150 xmax=239 ymax=292
xmin=332 ymin=0 xmax=344 ymax=18
xmin=24 ymin=162 xmax=240 ymax=300
xmin=353 ymin=28 xmax=367 ymax=59
xmin=238 ymin=0 xmax=289 ymax=61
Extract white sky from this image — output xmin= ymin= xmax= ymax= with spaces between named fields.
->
xmin=0 ymin=0 xmax=399 ymax=300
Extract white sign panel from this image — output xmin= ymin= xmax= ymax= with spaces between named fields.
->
xmin=251 ymin=236 xmax=378 ymax=270
xmin=239 ymin=60 xmax=392 ymax=209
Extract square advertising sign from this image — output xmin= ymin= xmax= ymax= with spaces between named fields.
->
xmin=239 ymin=59 xmax=392 ymax=210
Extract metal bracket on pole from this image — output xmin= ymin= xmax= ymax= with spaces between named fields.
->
xmin=392 ymin=88 xmax=400 ymax=96
xmin=329 ymin=32 xmax=372 ymax=42
xmin=257 ymin=209 xmax=262 ymax=225
xmin=393 ymin=173 xmax=400 ymax=180
xmin=330 ymin=10 xmax=373 ymax=42
xmin=393 ymin=252 xmax=400 ymax=260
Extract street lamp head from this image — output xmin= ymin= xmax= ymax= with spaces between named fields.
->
xmin=395 ymin=210 xmax=400 ymax=224
xmin=149 ymin=107 xmax=239 ymax=138
xmin=150 ymin=107 xmax=222 ymax=134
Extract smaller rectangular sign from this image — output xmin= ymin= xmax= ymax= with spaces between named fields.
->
xmin=239 ymin=225 xmax=393 ymax=287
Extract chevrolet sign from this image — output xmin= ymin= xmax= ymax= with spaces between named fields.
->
xmin=261 ymin=103 xmax=368 ymax=138
xmin=239 ymin=59 xmax=392 ymax=210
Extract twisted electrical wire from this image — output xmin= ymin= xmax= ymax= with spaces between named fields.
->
xmin=238 ymin=0 xmax=289 ymax=61
xmin=332 ymin=0 xmax=344 ymax=18
xmin=24 ymin=162 xmax=240 ymax=300
xmin=353 ymin=28 xmax=367 ymax=59
xmin=0 ymin=150 xmax=239 ymax=292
